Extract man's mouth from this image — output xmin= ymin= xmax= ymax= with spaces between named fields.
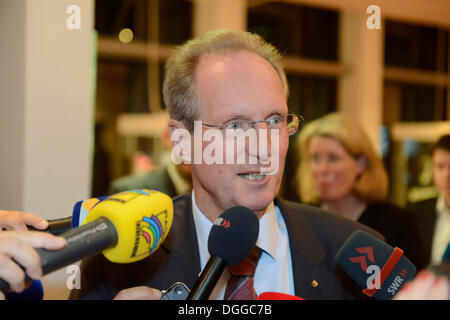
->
xmin=238 ymin=172 xmax=267 ymax=181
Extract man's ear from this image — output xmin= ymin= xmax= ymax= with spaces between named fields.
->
xmin=168 ymin=118 xmax=186 ymax=136
xmin=168 ymin=119 xmax=192 ymax=164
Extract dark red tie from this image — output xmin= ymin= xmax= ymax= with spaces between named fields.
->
xmin=224 ymin=247 xmax=262 ymax=300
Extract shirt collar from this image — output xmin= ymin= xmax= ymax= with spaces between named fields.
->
xmin=436 ymin=195 xmax=450 ymax=217
xmin=191 ymin=191 xmax=278 ymax=269
xmin=257 ymin=202 xmax=277 ymax=261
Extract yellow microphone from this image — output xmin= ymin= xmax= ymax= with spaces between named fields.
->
xmin=83 ymin=189 xmax=173 ymax=263
xmin=0 ymin=189 xmax=173 ymax=294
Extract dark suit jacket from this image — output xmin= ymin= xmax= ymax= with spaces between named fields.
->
xmin=69 ymin=193 xmax=383 ymax=300
xmin=358 ymin=202 xmax=427 ymax=270
xmin=406 ymin=197 xmax=438 ymax=266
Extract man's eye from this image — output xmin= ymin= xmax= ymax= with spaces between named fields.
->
xmin=267 ymin=116 xmax=282 ymax=126
xmin=226 ymin=121 xmax=242 ymax=129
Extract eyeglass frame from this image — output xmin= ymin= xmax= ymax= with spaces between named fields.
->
xmin=199 ymin=114 xmax=304 ymax=136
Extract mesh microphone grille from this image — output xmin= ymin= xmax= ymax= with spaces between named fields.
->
xmin=208 ymin=206 xmax=259 ymax=266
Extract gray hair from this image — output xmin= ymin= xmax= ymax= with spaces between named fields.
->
xmin=162 ymin=29 xmax=289 ymax=131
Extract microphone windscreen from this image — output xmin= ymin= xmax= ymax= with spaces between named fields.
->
xmin=84 ymin=189 xmax=173 ymax=263
xmin=335 ymin=230 xmax=417 ymax=300
xmin=208 ymin=206 xmax=259 ymax=266
xmin=257 ymin=292 xmax=304 ymax=300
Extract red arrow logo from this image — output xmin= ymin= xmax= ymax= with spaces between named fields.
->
xmin=221 ymin=219 xmax=230 ymax=229
xmin=349 ymin=246 xmax=375 ymax=271
xmin=355 ymin=247 xmax=375 ymax=263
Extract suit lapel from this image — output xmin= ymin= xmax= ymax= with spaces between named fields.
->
xmin=276 ymin=198 xmax=341 ymax=299
xmin=161 ymin=192 xmax=201 ymax=289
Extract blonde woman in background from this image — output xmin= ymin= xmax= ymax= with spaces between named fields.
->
xmin=296 ymin=112 xmax=426 ymax=269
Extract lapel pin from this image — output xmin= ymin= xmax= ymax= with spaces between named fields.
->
xmin=311 ymin=280 xmax=319 ymax=288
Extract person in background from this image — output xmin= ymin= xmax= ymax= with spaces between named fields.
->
xmin=407 ymin=134 xmax=450 ymax=267
xmin=109 ymin=128 xmax=192 ymax=198
xmin=296 ymin=112 xmax=426 ymax=269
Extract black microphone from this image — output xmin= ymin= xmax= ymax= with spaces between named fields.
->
xmin=335 ymin=230 xmax=417 ymax=300
xmin=0 ymin=217 xmax=117 ymax=293
xmin=187 ymin=206 xmax=260 ymax=300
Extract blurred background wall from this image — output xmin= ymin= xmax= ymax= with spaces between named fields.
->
xmin=0 ymin=0 xmax=449 ymax=299
xmin=0 ymin=0 xmax=94 ymax=299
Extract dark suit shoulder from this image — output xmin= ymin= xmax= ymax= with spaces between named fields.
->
xmin=276 ymin=199 xmax=384 ymax=299
xmin=406 ymin=197 xmax=437 ymax=217
xmin=278 ymin=199 xmax=383 ymax=243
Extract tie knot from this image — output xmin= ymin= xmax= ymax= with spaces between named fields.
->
xmin=228 ymin=247 xmax=261 ymax=277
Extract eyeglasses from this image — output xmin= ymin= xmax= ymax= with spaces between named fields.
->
xmin=201 ymin=114 xmax=303 ymax=136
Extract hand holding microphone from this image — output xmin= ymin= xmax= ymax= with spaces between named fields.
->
xmin=0 ymin=189 xmax=173 ymax=295
xmin=393 ymin=269 xmax=449 ymax=300
xmin=0 ymin=209 xmax=65 ymax=300
xmin=0 ymin=209 xmax=49 ymax=232
xmin=0 ymin=230 xmax=66 ymax=300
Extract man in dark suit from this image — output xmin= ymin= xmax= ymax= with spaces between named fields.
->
xmin=70 ymin=193 xmax=380 ymax=300
xmin=70 ymin=29 xmax=383 ymax=300
xmin=407 ymin=134 xmax=450 ymax=267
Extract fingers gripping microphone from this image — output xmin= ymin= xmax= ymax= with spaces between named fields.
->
xmin=335 ymin=230 xmax=417 ymax=300
xmin=187 ymin=206 xmax=260 ymax=300
xmin=0 ymin=189 xmax=173 ymax=294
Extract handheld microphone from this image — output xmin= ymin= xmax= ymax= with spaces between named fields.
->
xmin=187 ymin=206 xmax=260 ymax=300
xmin=257 ymin=292 xmax=304 ymax=300
xmin=335 ymin=230 xmax=417 ymax=300
xmin=0 ymin=189 xmax=173 ymax=294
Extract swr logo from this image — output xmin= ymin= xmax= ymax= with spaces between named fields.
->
xmin=213 ymin=217 xmax=231 ymax=229
xmin=399 ymin=269 xmax=407 ymax=278
xmin=348 ymin=246 xmax=375 ymax=271
xmin=221 ymin=219 xmax=230 ymax=229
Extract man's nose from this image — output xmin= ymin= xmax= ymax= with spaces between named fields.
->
xmin=250 ymin=123 xmax=272 ymax=162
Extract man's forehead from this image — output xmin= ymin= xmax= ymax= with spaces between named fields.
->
xmin=196 ymin=50 xmax=273 ymax=75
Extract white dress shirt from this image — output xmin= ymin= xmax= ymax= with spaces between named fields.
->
xmin=191 ymin=191 xmax=295 ymax=299
xmin=431 ymin=195 xmax=450 ymax=265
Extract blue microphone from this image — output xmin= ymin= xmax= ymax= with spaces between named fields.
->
xmin=4 ymin=280 xmax=44 ymax=300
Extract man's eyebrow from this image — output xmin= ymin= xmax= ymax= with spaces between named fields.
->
xmin=221 ymin=108 xmax=286 ymax=121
